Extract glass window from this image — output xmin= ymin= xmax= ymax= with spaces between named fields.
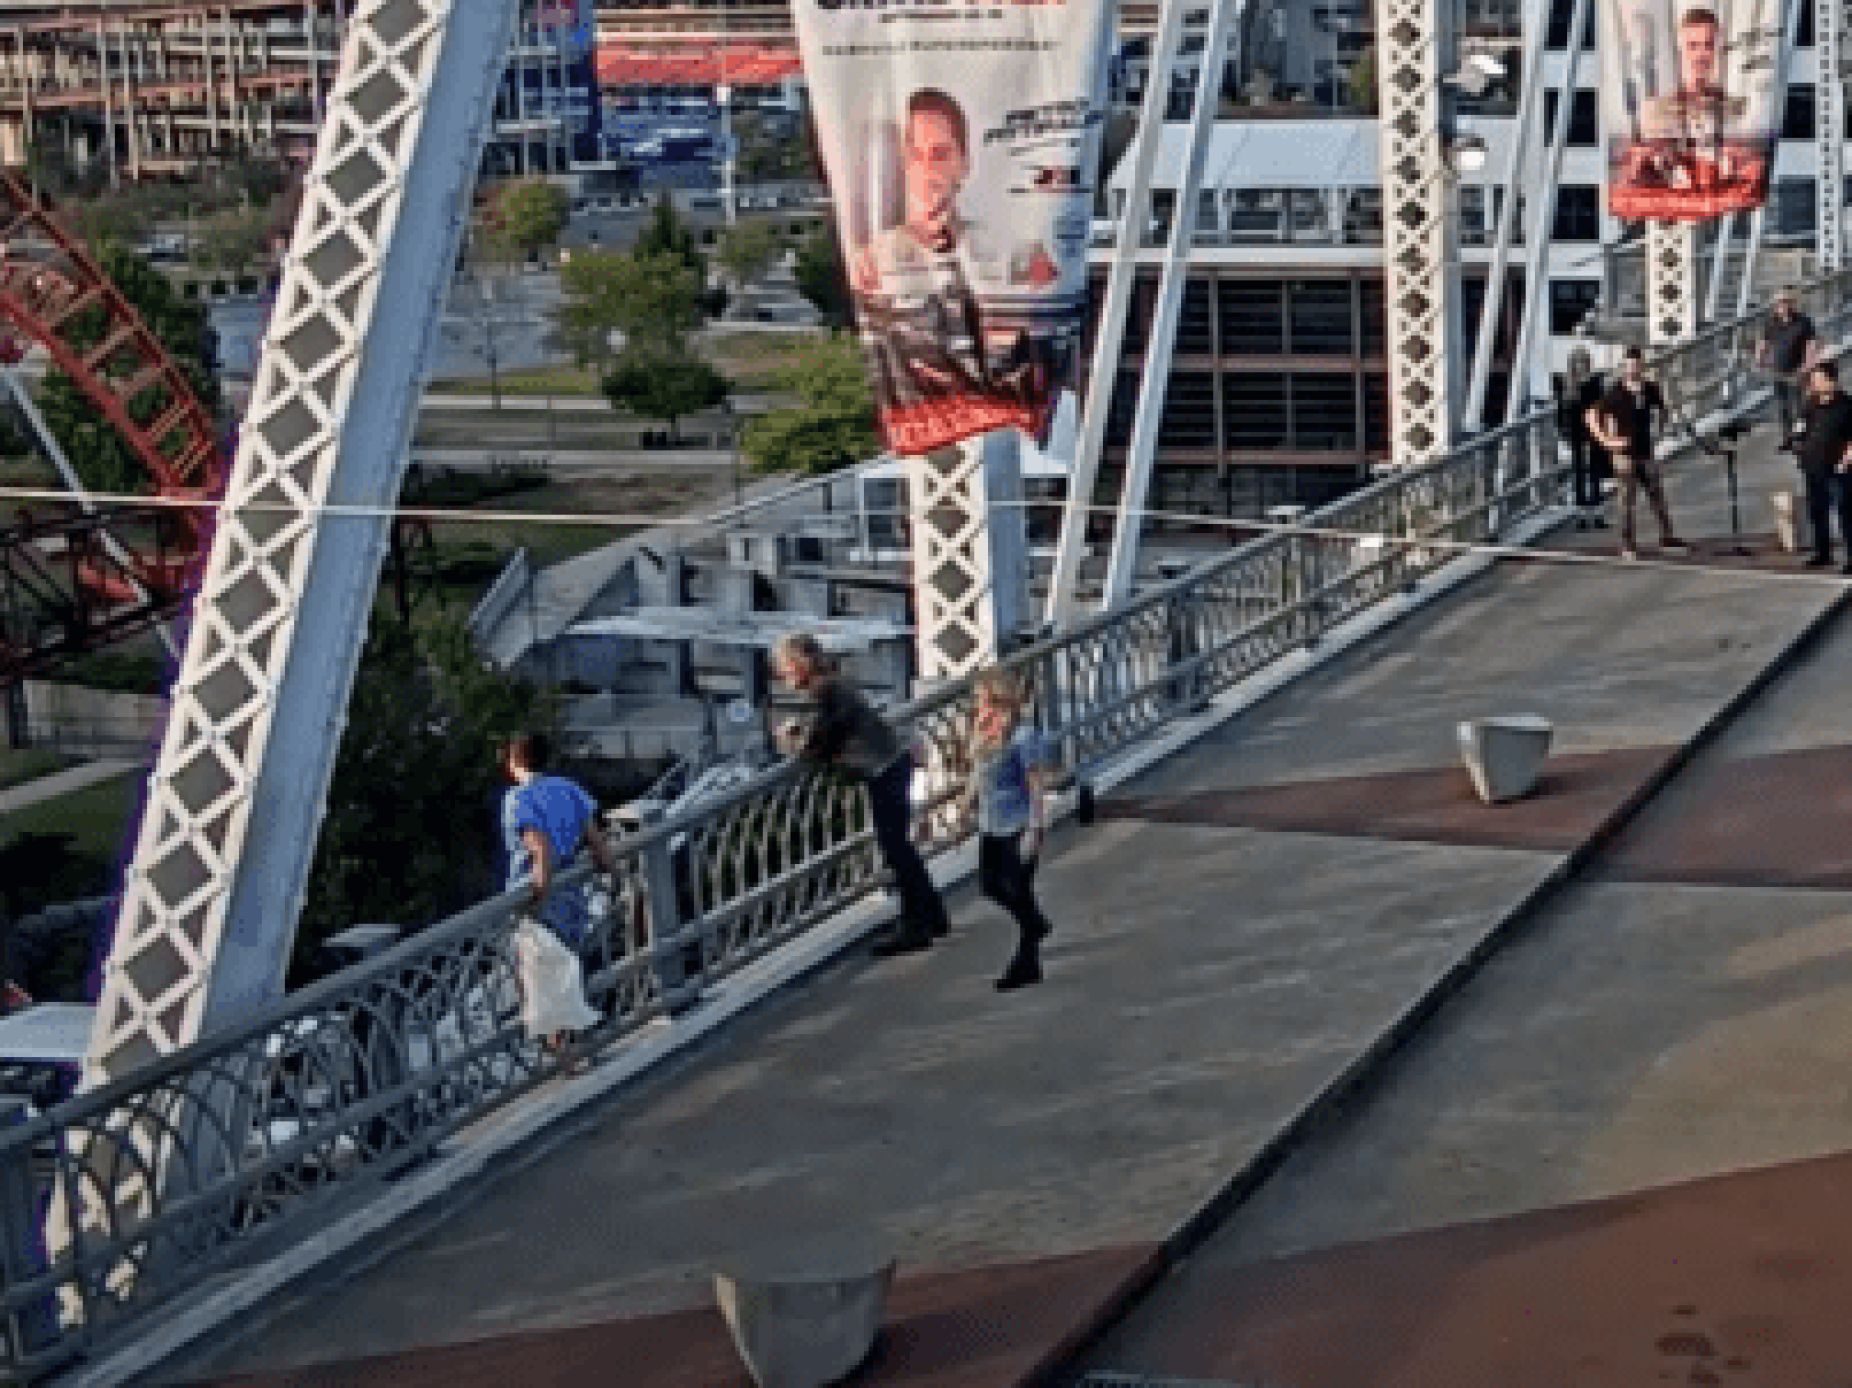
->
xmin=1217 ymin=280 xmax=1285 ymax=355
xmin=1178 ymin=278 xmax=1215 ymax=354
xmin=1288 ymin=190 xmax=1331 ymax=242
xmin=1363 ymin=373 xmax=1390 ymax=453
xmin=1230 ymin=188 xmax=1288 ymax=243
xmin=1222 ymin=374 xmax=1289 ymax=448
xmin=1158 ymin=372 xmax=1219 ymax=448
xmin=1195 ymin=188 xmax=1221 ymax=240
xmin=1549 ymin=278 xmax=1601 ymax=334
xmin=1541 ymin=88 xmax=1599 ymax=146
xmin=1545 ymin=0 xmax=1596 ymax=49
xmin=1291 ymin=374 xmax=1359 ymax=449
xmin=1798 ymin=0 xmax=1815 ymax=47
xmin=1123 ymin=270 xmax=1161 ymax=350
xmin=1105 ymin=369 xmax=1140 ymax=447
xmin=1785 ymin=83 xmax=1817 ymax=140
xmin=1776 ymin=178 xmax=1818 ymax=236
xmin=1551 ymin=185 xmax=1602 ymax=241
xmin=1360 ymin=280 xmax=1386 ymax=356
xmin=1342 ymin=188 xmax=1383 ymax=244
xmin=1286 ymin=280 xmax=1355 ymax=354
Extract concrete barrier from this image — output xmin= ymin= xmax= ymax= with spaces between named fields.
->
xmin=1458 ymin=715 xmax=1554 ymax=804
xmin=714 ymin=1234 xmax=894 ymax=1388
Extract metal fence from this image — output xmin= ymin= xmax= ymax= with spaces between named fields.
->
xmin=4 ymin=272 xmax=1850 ymax=1381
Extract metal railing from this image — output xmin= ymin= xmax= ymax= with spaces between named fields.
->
xmin=4 ymin=271 xmax=1850 ymax=1382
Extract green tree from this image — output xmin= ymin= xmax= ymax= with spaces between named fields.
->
xmin=635 ymin=193 xmax=726 ymax=318
xmin=1348 ymin=46 xmax=1379 ymax=115
xmin=715 ymin=220 xmax=787 ymax=289
xmin=601 ymin=346 xmax=730 ymax=441
xmin=196 ymin=208 xmax=274 ymax=281
xmin=483 ymin=177 xmax=571 ymax=265
xmin=556 ymin=248 xmax=705 ymax=368
xmin=36 ymin=245 xmax=223 ymax=497
xmin=740 ymin=333 xmax=878 ymax=477
xmin=792 ymin=224 xmax=853 ymax=330
xmin=294 ymin=615 xmax=556 ymax=981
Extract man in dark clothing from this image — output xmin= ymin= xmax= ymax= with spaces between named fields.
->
xmin=1791 ymin=360 xmax=1852 ymax=571
xmin=774 ymin=633 xmax=950 ymax=957
xmin=1558 ymin=347 xmax=1610 ymax=527
xmin=1585 ymin=347 xmax=1693 ymax=560
xmin=1758 ymin=288 xmax=1819 ymax=439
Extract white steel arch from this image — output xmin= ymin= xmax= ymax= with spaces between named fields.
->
xmin=85 ymin=0 xmax=521 ymax=1087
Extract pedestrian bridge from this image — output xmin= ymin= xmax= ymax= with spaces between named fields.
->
xmin=8 ymin=277 xmax=1852 ymax=1386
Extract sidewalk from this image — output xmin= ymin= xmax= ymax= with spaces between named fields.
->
xmin=0 ymin=758 xmax=141 ymax=818
xmin=165 ymin=424 xmax=1851 ymax=1387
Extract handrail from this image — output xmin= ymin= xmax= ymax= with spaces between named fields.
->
xmin=4 ymin=269 xmax=1849 ymax=1381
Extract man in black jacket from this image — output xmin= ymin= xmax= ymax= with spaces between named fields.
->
xmin=774 ymin=633 xmax=950 ymax=957
xmin=1584 ymin=347 xmax=1693 ymax=561
xmin=1791 ymin=360 xmax=1852 ymax=571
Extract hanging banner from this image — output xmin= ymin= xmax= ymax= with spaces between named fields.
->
xmin=1602 ymin=0 xmax=1787 ymax=221
xmin=791 ymin=0 xmax=1114 ymax=455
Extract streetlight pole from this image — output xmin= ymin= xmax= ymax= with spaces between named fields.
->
xmin=722 ymin=397 xmax=741 ymax=506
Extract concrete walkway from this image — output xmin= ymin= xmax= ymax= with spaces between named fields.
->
xmin=164 ymin=424 xmax=1852 ymax=1386
xmin=0 ymin=758 xmax=141 ymax=818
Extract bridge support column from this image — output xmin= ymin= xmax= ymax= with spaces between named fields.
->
xmin=1649 ymin=221 xmax=1701 ymax=344
xmin=908 ymin=431 xmax=1026 ymax=688
xmin=1377 ymin=0 xmax=1462 ymax=464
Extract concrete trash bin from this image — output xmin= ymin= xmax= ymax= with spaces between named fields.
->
xmin=1774 ymin=490 xmax=1811 ymax=554
xmin=1458 ymin=715 xmax=1553 ymax=804
xmin=714 ymin=1234 xmax=895 ymax=1388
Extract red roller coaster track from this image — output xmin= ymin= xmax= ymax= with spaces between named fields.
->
xmin=0 ymin=167 xmax=228 ymax=685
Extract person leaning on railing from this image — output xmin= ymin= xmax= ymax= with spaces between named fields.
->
xmin=772 ymin=633 xmax=950 ymax=958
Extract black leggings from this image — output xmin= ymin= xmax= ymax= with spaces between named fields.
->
xmin=979 ymin=832 xmax=1051 ymax=956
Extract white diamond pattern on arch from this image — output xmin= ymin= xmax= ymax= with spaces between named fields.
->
xmin=1376 ymin=0 xmax=1459 ymax=464
xmin=86 ymin=0 xmax=493 ymax=1089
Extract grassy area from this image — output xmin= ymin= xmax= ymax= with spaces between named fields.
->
xmin=424 ymin=330 xmax=820 ymax=400
xmin=427 ymin=364 xmax=603 ymax=398
xmin=0 ymin=746 xmax=77 ymax=792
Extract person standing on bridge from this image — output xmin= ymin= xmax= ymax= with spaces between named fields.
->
xmin=1756 ymin=287 xmax=1820 ymax=440
xmin=773 ymin=633 xmax=950 ymax=958
xmin=501 ymin=732 xmax=617 ymax=1061
xmin=1584 ymin=346 xmax=1693 ymax=562
xmin=1790 ymin=359 xmax=1852 ymax=571
xmin=966 ymin=667 xmax=1056 ymax=992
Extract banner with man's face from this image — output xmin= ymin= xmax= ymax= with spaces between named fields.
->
xmin=791 ymin=0 xmax=1114 ymax=456
xmin=1602 ymin=0 xmax=1787 ymax=220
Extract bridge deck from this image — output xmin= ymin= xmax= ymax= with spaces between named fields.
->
xmin=165 ymin=425 xmax=1852 ymax=1386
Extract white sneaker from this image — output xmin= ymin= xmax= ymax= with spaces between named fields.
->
xmin=1620 ymin=545 xmax=1640 ymax=561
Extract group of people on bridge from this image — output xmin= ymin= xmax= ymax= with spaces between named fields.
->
xmin=501 ymin=632 xmax=1060 ymax=1063
xmin=1562 ymin=289 xmax=1852 ymax=569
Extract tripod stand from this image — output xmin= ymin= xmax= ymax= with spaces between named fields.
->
xmin=1717 ymin=443 xmax=1751 ymax=556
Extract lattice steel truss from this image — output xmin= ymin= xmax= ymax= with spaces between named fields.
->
xmin=87 ymin=0 xmax=519 ymax=1083
xmin=908 ymin=433 xmax=1025 ymax=685
xmin=1649 ymin=221 xmax=1702 ymax=343
xmin=1376 ymin=0 xmax=1460 ymax=462
xmin=1819 ymin=0 xmax=1846 ymax=272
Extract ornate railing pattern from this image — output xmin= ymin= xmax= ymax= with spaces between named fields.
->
xmin=3 ymin=272 xmax=1850 ymax=1380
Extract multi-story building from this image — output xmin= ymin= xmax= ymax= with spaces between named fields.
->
xmin=1083 ymin=0 xmax=1823 ymax=520
xmin=0 ymin=0 xmax=602 ymax=180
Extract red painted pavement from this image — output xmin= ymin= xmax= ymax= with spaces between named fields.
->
xmin=184 ymin=1246 xmax=1159 ymax=1388
xmin=1076 ymin=1148 xmax=1852 ymax=1386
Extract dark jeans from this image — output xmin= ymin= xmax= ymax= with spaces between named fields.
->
xmin=1569 ymin=434 xmax=1604 ymax=509
xmin=979 ymin=831 xmax=1051 ymax=957
xmin=867 ymin=754 xmax=948 ymax=936
xmin=1803 ymin=467 xmax=1852 ymax=558
xmin=1775 ymin=375 xmax=1805 ymax=438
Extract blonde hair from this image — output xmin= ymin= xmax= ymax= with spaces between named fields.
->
xmin=972 ymin=666 xmax=1027 ymax=752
